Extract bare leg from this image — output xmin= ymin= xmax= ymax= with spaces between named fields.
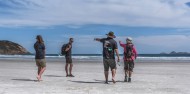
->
xmin=125 ymin=70 xmax=128 ymax=77
xmin=39 ymin=67 xmax=46 ymax=81
xmin=129 ymin=71 xmax=132 ymax=78
xmin=112 ymin=69 xmax=116 ymax=84
xmin=104 ymin=71 xmax=109 ymax=83
xmin=124 ymin=69 xmax=128 ymax=82
xmin=69 ymin=63 xmax=73 ymax=75
xmin=38 ymin=67 xmax=41 ymax=75
xmin=37 ymin=67 xmax=46 ymax=81
xmin=65 ymin=63 xmax=69 ymax=76
xmin=37 ymin=67 xmax=41 ymax=81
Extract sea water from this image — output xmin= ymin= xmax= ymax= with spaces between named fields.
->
xmin=0 ymin=54 xmax=190 ymax=62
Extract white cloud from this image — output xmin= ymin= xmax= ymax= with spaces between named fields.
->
xmin=1 ymin=0 xmax=190 ymax=27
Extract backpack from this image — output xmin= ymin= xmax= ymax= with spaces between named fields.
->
xmin=61 ymin=44 xmax=68 ymax=55
xmin=125 ymin=44 xmax=133 ymax=58
xmin=104 ymin=41 xmax=114 ymax=59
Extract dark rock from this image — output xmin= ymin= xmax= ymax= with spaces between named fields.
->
xmin=161 ymin=51 xmax=190 ymax=55
xmin=170 ymin=51 xmax=177 ymax=54
xmin=0 ymin=40 xmax=30 ymax=55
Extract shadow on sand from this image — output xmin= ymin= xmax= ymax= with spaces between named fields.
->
xmin=70 ymin=80 xmax=103 ymax=84
xmin=45 ymin=75 xmax=65 ymax=77
xmin=70 ymin=79 xmax=124 ymax=84
xmin=94 ymin=79 xmax=124 ymax=83
xmin=11 ymin=79 xmax=38 ymax=82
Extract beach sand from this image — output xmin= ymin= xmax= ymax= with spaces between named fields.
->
xmin=0 ymin=58 xmax=190 ymax=94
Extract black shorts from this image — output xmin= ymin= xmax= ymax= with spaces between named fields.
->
xmin=103 ymin=59 xmax=116 ymax=71
xmin=65 ymin=57 xmax=72 ymax=64
xmin=124 ymin=60 xmax=134 ymax=71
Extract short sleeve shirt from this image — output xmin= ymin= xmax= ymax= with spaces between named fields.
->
xmin=100 ymin=37 xmax=118 ymax=59
xmin=34 ymin=42 xmax=45 ymax=59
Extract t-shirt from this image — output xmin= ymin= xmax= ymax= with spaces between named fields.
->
xmin=65 ymin=43 xmax=72 ymax=57
xmin=100 ymin=37 xmax=118 ymax=59
xmin=34 ymin=42 xmax=45 ymax=59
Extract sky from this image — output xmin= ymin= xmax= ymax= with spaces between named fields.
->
xmin=1 ymin=0 xmax=190 ymax=54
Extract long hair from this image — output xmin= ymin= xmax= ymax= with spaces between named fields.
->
xmin=36 ymin=35 xmax=44 ymax=44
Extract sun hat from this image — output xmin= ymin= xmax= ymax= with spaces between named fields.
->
xmin=106 ymin=31 xmax=116 ymax=38
xmin=126 ymin=37 xmax=132 ymax=41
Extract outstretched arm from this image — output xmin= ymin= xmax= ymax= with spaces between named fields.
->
xmin=94 ymin=38 xmax=101 ymax=42
xmin=119 ymin=41 xmax=125 ymax=48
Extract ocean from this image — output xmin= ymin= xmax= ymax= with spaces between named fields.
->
xmin=1 ymin=54 xmax=190 ymax=62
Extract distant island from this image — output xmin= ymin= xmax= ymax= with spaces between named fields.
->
xmin=0 ymin=40 xmax=30 ymax=55
xmin=160 ymin=51 xmax=190 ymax=55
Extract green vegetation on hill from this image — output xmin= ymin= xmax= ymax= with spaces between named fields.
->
xmin=0 ymin=40 xmax=30 ymax=55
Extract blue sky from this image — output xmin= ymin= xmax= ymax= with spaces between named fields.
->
xmin=1 ymin=0 xmax=190 ymax=54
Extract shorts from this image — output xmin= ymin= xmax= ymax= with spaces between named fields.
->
xmin=103 ymin=59 xmax=116 ymax=71
xmin=36 ymin=59 xmax=46 ymax=68
xmin=124 ymin=60 xmax=134 ymax=71
xmin=66 ymin=57 xmax=72 ymax=64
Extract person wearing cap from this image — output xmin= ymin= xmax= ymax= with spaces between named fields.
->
xmin=34 ymin=35 xmax=46 ymax=81
xmin=119 ymin=37 xmax=137 ymax=82
xmin=94 ymin=31 xmax=120 ymax=84
xmin=64 ymin=38 xmax=75 ymax=77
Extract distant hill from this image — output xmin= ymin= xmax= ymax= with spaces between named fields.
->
xmin=0 ymin=40 xmax=30 ymax=55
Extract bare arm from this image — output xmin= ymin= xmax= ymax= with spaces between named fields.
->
xmin=94 ymin=38 xmax=101 ymax=42
xmin=115 ymin=49 xmax=120 ymax=62
xmin=119 ymin=41 xmax=125 ymax=47
xmin=65 ymin=44 xmax=71 ymax=52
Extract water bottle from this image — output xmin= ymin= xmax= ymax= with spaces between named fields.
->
xmin=117 ymin=62 xmax=121 ymax=66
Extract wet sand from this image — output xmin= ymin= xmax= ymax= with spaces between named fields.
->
xmin=0 ymin=58 xmax=190 ymax=94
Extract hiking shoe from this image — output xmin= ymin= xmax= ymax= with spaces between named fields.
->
xmin=105 ymin=81 xmax=109 ymax=84
xmin=124 ymin=76 xmax=128 ymax=82
xmin=66 ymin=74 xmax=69 ymax=77
xmin=128 ymin=78 xmax=131 ymax=82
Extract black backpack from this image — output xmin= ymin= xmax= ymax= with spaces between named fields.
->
xmin=125 ymin=44 xmax=133 ymax=58
xmin=61 ymin=44 xmax=68 ymax=55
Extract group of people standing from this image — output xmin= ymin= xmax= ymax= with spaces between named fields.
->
xmin=34 ymin=31 xmax=137 ymax=84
